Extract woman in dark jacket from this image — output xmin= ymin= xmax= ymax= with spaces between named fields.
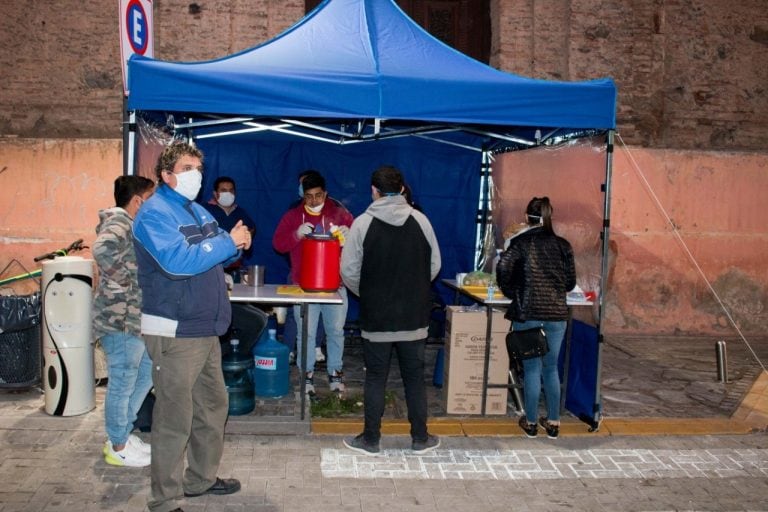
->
xmin=496 ymin=197 xmax=576 ymax=439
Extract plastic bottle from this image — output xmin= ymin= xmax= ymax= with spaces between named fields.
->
xmin=486 ymin=282 xmax=496 ymax=301
xmin=222 ymin=334 xmax=255 ymax=415
xmin=252 ymin=328 xmax=290 ymax=398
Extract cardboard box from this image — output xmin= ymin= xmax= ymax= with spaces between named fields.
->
xmin=443 ymin=306 xmax=511 ymax=415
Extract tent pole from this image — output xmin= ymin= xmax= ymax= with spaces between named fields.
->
xmin=474 ymin=149 xmax=492 ymax=270
xmin=593 ymin=129 xmax=615 ymax=431
xmin=122 ymin=97 xmax=137 ymax=176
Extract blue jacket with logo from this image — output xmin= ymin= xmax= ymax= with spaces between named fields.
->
xmin=133 ymin=184 xmax=239 ymax=338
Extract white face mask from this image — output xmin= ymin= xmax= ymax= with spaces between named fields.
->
xmin=306 ymin=202 xmax=324 ymax=214
xmin=217 ymin=191 xmax=235 ymax=207
xmin=174 ymin=170 xmax=202 ymax=200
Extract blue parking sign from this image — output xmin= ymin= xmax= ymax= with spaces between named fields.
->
xmin=126 ymin=0 xmax=149 ymax=54
xmin=120 ymin=0 xmax=153 ymax=95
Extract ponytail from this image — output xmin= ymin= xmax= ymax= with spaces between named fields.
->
xmin=526 ymin=196 xmax=554 ymax=234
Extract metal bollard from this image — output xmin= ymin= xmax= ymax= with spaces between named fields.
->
xmin=715 ymin=340 xmax=728 ymax=383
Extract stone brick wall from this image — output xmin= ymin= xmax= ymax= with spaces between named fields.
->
xmin=2 ymin=1 xmax=766 ymax=148
xmin=0 ymin=0 xmax=304 ymax=139
xmin=491 ymin=0 xmax=768 ymax=150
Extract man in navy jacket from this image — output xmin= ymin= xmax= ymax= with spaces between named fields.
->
xmin=133 ymin=141 xmax=251 ymax=512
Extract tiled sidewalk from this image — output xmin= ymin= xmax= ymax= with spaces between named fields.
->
xmin=321 ymin=446 xmax=768 ymax=480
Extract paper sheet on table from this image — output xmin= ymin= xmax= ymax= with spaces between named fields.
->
xmin=276 ymin=285 xmax=334 ymax=296
xmin=276 ymin=285 xmax=304 ymax=294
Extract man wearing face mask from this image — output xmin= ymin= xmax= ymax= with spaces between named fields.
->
xmin=272 ymin=170 xmax=353 ymax=395
xmin=203 ymin=176 xmax=256 ymax=275
xmin=133 ymin=141 xmax=251 ymax=512
xmin=92 ymin=175 xmax=155 ymax=468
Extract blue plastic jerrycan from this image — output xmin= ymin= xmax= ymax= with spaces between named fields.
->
xmin=222 ymin=337 xmax=255 ymax=415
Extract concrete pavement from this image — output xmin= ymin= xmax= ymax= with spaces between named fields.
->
xmin=2 ymin=334 xmax=767 ymax=511
xmin=1 ymin=377 xmax=767 ymax=512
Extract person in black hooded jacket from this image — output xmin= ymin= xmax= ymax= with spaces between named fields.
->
xmin=496 ymin=196 xmax=576 ymax=439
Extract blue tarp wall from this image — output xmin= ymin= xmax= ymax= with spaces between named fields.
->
xmin=196 ymin=135 xmax=481 ymax=308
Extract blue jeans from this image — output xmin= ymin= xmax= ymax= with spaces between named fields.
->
xmin=293 ymin=287 xmax=347 ymax=374
xmin=282 ymin=307 xmax=325 ymax=352
xmin=513 ymin=320 xmax=567 ymax=424
xmin=101 ymin=332 xmax=153 ymax=446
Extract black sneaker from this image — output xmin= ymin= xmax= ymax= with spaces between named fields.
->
xmin=518 ymin=416 xmax=538 ymax=438
xmin=411 ymin=434 xmax=440 ymax=454
xmin=343 ymin=433 xmax=380 ymax=456
xmin=304 ymin=372 xmax=315 ymax=395
xmin=184 ymin=477 xmax=241 ymax=497
xmin=328 ymin=370 xmax=345 ymax=393
xmin=538 ymin=417 xmax=560 ymax=439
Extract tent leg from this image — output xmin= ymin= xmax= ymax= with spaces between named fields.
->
xmin=123 ymin=103 xmax=137 ymax=176
xmin=592 ymin=129 xmax=615 ymax=429
xmin=474 ymin=149 xmax=492 ymax=270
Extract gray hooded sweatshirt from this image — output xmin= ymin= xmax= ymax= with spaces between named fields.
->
xmin=341 ymin=195 xmax=441 ymax=342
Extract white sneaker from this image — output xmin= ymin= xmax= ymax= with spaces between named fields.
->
xmin=104 ymin=440 xmax=150 ymax=467
xmin=315 ymin=346 xmax=326 ymax=363
xmin=128 ymin=434 xmax=151 ymax=455
xmin=329 ymin=370 xmax=345 ymax=393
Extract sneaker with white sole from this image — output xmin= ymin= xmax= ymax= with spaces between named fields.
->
xmin=519 ymin=416 xmax=538 ymax=438
xmin=343 ymin=433 xmax=380 ymax=456
xmin=128 ymin=434 xmax=151 ymax=455
xmin=538 ymin=417 xmax=560 ymax=439
xmin=328 ymin=370 xmax=345 ymax=393
xmin=315 ymin=346 xmax=326 ymax=363
xmin=411 ymin=434 xmax=440 ymax=454
xmin=304 ymin=372 xmax=315 ymax=395
xmin=104 ymin=440 xmax=151 ymax=467
xmin=103 ymin=435 xmax=150 ymax=456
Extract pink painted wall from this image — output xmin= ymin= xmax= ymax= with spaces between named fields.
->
xmin=2 ymin=137 xmax=766 ymax=336
xmin=0 ymin=139 xmax=121 ymax=296
xmin=493 ymin=140 xmax=768 ymax=336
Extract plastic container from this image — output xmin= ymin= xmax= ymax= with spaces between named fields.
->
xmin=222 ymin=337 xmax=255 ymax=415
xmin=252 ymin=328 xmax=290 ymax=398
xmin=299 ymin=234 xmax=340 ymax=292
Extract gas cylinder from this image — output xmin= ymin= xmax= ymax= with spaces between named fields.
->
xmin=222 ymin=336 xmax=255 ymax=415
xmin=252 ymin=328 xmax=290 ymax=398
xmin=299 ymin=234 xmax=340 ymax=292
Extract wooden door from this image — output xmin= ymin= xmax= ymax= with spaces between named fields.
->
xmin=304 ymin=0 xmax=490 ymax=63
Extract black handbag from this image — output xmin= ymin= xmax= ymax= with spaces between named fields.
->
xmin=505 ymin=327 xmax=548 ymax=360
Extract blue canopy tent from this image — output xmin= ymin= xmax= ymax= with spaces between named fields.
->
xmin=125 ymin=0 xmax=617 ymax=429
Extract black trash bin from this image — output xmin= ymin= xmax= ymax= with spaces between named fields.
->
xmin=0 ymin=292 xmax=42 ymax=389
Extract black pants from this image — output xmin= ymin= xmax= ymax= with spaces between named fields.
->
xmin=362 ymin=338 xmax=429 ymax=443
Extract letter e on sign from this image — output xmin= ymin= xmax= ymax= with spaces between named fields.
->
xmin=119 ymin=0 xmax=154 ymax=96
xmin=127 ymin=0 xmax=148 ymax=54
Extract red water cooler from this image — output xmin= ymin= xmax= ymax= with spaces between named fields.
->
xmin=299 ymin=234 xmax=340 ymax=292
